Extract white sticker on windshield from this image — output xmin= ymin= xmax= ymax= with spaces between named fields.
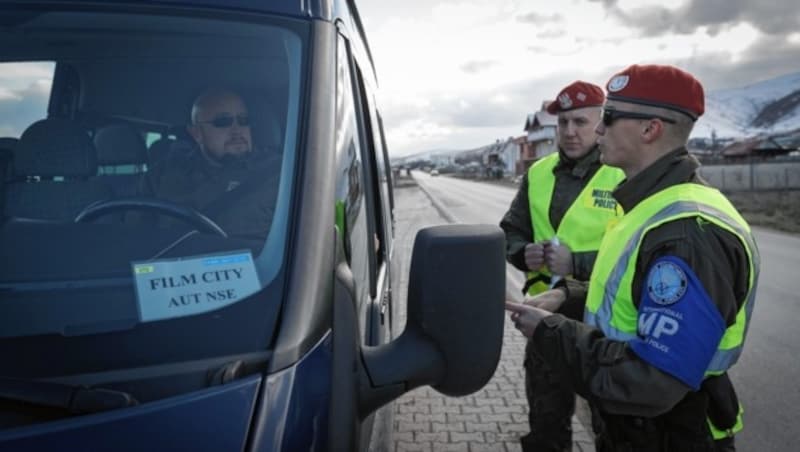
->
xmin=132 ymin=251 xmax=260 ymax=322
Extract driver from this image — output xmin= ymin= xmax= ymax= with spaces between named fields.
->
xmin=139 ymin=89 xmax=280 ymax=238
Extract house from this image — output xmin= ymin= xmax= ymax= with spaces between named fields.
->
xmin=483 ymin=137 xmax=519 ymax=177
xmin=518 ymin=101 xmax=557 ymax=174
xmin=721 ymin=128 xmax=800 ymax=159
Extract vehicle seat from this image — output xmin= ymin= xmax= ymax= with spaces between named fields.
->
xmin=147 ymin=136 xmax=175 ymax=170
xmin=5 ymin=118 xmax=112 ymax=221
xmin=93 ymin=123 xmax=148 ymax=197
xmin=256 ymin=107 xmax=283 ymax=155
xmin=0 ymin=137 xmax=18 ymax=217
xmin=0 ymin=137 xmax=17 ymax=177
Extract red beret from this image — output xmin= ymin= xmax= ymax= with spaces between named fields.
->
xmin=546 ymin=81 xmax=605 ymax=115
xmin=605 ymin=64 xmax=704 ymax=120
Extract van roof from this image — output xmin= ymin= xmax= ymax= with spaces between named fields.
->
xmin=12 ymin=0 xmax=376 ymax=75
xmin=10 ymin=0 xmax=358 ymax=22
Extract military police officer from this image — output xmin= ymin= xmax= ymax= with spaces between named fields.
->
xmin=507 ymin=64 xmax=759 ymax=452
xmin=500 ymin=81 xmax=624 ymax=451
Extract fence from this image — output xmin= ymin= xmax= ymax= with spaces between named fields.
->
xmin=699 ymin=160 xmax=800 ymax=192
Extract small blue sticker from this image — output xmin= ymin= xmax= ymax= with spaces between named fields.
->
xmin=647 ymin=260 xmax=687 ymax=305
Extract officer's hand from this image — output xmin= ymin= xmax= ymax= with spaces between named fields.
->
xmin=505 ymin=301 xmax=552 ymax=338
xmin=524 ymin=242 xmax=545 ymax=271
xmin=544 ymin=240 xmax=572 ymax=276
xmin=523 ymin=289 xmax=566 ymax=313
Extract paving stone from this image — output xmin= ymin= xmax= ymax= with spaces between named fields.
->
xmin=396 ymin=441 xmax=431 ymax=452
xmin=414 ymin=413 xmax=446 ymax=424
xmin=447 ymin=413 xmax=479 ymax=424
xmin=450 ymin=432 xmax=485 ymax=443
xmin=431 ymin=443 xmax=469 ymax=452
xmin=469 ymin=443 xmax=508 ymax=452
xmin=396 ymin=422 xmax=429 ymax=434
xmin=432 ymin=422 xmax=466 ymax=433
xmin=465 ymin=422 xmax=500 ymax=433
xmin=414 ymin=431 xmax=449 ymax=443
xmin=477 ymin=413 xmax=512 ymax=424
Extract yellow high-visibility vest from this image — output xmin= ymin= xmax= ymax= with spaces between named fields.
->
xmin=525 ymin=153 xmax=624 ymax=294
xmin=584 ymin=183 xmax=759 ymax=439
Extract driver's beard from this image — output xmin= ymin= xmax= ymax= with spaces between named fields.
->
xmin=215 ymin=151 xmax=252 ymax=168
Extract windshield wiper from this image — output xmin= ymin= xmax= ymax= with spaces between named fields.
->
xmin=0 ymin=377 xmax=138 ymax=414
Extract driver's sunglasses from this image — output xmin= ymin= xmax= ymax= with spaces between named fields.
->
xmin=198 ymin=114 xmax=250 ymax=128
xmin=601 ymin=108 xmax=676 ymax=127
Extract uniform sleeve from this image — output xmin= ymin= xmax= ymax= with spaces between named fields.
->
xmin=532 ymin=315 xmax=690 ymax=417
xmin=500 ymin=176 xmax=533 ymax=272
xmin=571 ymin=250 xmax=597 ymax=281
xmin=553 ymin=279 xmax=588 ymax=321
xmin=634 ymin=218 xmax=748 ymax=329
xmin=529 ymin=218 xmax=749 ymax=417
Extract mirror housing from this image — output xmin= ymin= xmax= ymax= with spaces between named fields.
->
xmin=359 ymin=224 xmax=506 ymax=414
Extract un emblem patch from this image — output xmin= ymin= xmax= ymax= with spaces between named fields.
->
xmin=646 ymin=260 xmax=688 ymax=306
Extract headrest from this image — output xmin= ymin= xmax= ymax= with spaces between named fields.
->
xmin=0 ymin=137 xmax=19 ymax=152
xmin=260 ymin=108 xmax=283 ymax=152
xmin=94 ymin=123 xmax=148 ymax=166
xmin=147 ymin=137 xmax=175 ymax=165
xmin=15 ymin=118 xmax=97 ymax=177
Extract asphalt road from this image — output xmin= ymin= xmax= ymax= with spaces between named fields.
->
xmin=415 ymin=171 xmax=800 ymax=452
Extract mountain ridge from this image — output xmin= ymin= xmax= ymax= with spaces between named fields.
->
xmin=693 ymin=71 xmax=800 ymax=139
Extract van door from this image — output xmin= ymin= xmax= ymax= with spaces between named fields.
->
xmin=333 ymin=32 xmax=391 ymax=348
xmin=350 ymin=62 xmax=394 ymax=346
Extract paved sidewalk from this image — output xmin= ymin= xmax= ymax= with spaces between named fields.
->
xmin=389 ymin=178 xmax=594 ymax=452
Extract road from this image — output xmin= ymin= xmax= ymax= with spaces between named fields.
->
xmin=415 ymin=171 xmax=800 ymax=452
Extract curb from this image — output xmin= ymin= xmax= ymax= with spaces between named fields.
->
xmin=412 ymin=174 xmax=459 ymax=224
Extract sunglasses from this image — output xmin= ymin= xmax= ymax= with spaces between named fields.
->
xmin=198 ymin=114 xmax=250 ymax=128
xmin=601 ymin=108 xmax=676 ymax=127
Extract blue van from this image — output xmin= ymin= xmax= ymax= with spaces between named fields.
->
xmin=0 ymin=1 xmax=506 ymax=450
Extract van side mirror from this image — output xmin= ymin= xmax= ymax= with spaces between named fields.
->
xmin=359 ymin=224 xmax=506 ymax=413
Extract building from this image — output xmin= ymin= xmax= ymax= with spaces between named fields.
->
xmin=518 ymin=101 xmax=557 ymax=174
xmin=720 ymin=127 xmax=800 ymax=159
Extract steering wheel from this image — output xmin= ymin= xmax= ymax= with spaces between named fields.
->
xmin=74 ymin=197 xmax=228 ymax=237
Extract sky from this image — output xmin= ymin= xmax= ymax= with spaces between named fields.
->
xmin=358 ymin=0 xmax=800 ymax=157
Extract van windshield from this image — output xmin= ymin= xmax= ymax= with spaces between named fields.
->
xmin=0 ymin=8 xmax=306 ymax=381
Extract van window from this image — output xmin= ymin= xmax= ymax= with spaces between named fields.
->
xmin=0 ymin=62 xmax=54 ymax=137
xmin=0 ymin=9 xmax=308 ymax=381
xmin=353 ymin=63 xmax=392 ymax=267
xmin=335 ymin=35 xmax=369 ymax=289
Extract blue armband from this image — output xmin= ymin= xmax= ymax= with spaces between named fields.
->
xmin=629 ymin=256 xmax=726 ymax=389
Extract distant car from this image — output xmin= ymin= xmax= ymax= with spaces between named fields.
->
xmin=430 ymin=169 xmax=440 ymax=176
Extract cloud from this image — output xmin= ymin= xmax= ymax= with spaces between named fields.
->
xmin=460 ymin=60 xmax=499 ymax=74
xmin=591 ymin=0 xmax=800 ymax=37
xmin=516 ymin=12 xmax=564 ymax=25
xmin=674 ymin=34 xmax=800 ymax=90
xmin=360 ymin=0 xmax=800 ymax=156
xmin=536 ymin=29 xmax=566 ymax=39
xmin=0 ymin=81 xmax=50 ymax=138
xmin=527 ymin=45 xmax=550 ymax=53
xmin=382 ymin=69 xmax=614 ymax=155
xmin=587 ymin=0 xmax=617 ymax=7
